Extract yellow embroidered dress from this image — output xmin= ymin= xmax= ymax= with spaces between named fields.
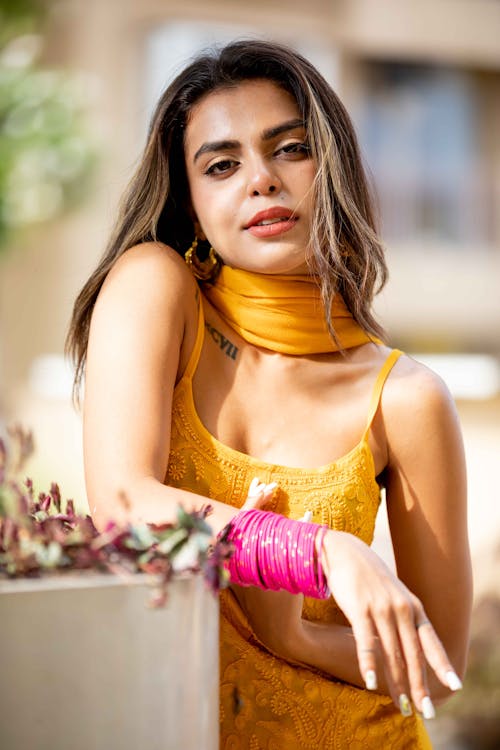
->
xmin=166 ymin=296 xmax=432 ymax=750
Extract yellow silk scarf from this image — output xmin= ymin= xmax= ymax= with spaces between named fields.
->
xmin=203 ymin=266 xmax=377 ymax=354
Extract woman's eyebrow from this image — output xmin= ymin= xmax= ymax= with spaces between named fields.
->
xmin=193 ymin=139 xmax=239 ymax=163
xmin=192 ymin=119 xmax=305 ymax=164
xmin=261 ymin=118 xmax=305 ymax=141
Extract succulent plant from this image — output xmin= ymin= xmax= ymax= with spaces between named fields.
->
xmin=0 ymin=425 xmax=233 ymax=606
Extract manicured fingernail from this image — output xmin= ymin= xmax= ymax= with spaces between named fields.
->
xmin=249 ymin=479 xmax=267 ymax=497
xmin=300 ymin=510 xmax=313 ymax=523
xmin=446 ymin=671 xmax=462 ymax=691
xmin=421 ymin=696 xmax=435 ymax=720
xmin=365 ymin=670 xmax=377 ymax=691
xmin=399 ymin=694 xmax=412 ymax=717
xmin=249 ymin=478 xmax=260 ymax=494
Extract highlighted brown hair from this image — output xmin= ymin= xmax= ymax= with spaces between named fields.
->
xmin=67 ymin=39 xmax=387 ymax=400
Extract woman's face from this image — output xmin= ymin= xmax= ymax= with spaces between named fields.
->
xmin=183 ymin=79 xmax=316 ymax=275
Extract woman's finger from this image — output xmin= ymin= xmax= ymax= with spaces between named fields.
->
xmin=417 ymin=620 xmax=462 ymax=693
xmin=240 ymin=477 xmax=277 ymax=510
xmin=374 ymin=607 xmax=412 ymax=713
xmin=348 ymin=611 xmax=379 ymax=692
xmin=395 ymin=602 xmax=431 ymax=716
xmin=320 ymin=530 xmax=461 ymax=712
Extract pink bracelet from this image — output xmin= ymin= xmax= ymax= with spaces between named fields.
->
xmin=222 ymin=509 xmax=330 ymax=599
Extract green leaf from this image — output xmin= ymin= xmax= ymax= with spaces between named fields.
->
xmin=157 ymin=528 xmax=188 ymax=556
xmin=175 ymin=505 xmax=194 ymax=529
xmin=125 ymin=524 xmax=156 ymax=550
xmin=34 ymin=540 xmax=63 ymax=568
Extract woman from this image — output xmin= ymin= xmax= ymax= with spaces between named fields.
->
xmin=67 ymin=40 xmax=472 ymax=748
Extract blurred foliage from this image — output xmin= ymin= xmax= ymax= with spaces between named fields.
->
xmin=0 ymin=0 xmax=46 ymax=47
xmin=1 ymin=425 xmax=234 ymax=606
xmin=0 ymin=0 xmax=96 ymax=253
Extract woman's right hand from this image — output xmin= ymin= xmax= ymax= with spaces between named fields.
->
xmin=240 ymin=477 xmax=277 ymax=512
xmin=319 ymin=529 xmax=462 ymax=715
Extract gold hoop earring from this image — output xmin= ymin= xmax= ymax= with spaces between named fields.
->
xmin=184 ymin=237 xmax=220 ymax=281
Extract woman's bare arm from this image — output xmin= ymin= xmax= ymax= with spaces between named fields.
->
xmin=83 ymin=241 xmax=238 ymax=533
xmin=230 ymin=586 xmax=381 ymax=690
xmin=383 ymin=359 xmax=472 ymax=698
xmin=303 ymin=362 xmax=471 ymax=707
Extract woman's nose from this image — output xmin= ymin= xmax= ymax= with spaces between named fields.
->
xmin=247 ymin=161 xmax=282 ymax=197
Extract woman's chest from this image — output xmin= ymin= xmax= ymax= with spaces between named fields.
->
xmin=169 ymin=379 xmax=381 ymax=540
xmin=191 ymin=321 xmax=385 ymax=473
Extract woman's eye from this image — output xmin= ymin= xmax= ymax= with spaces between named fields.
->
xmin=277 ymin=142 xmax=310 ymax=157
xmin=205 ymin=159 xmax=237 ymax=176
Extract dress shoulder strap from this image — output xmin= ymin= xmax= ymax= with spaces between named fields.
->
xmin=361 ymin=349 xmax=404 ymax=442
xmin=182 ymin=291 xmax=205 ymax=381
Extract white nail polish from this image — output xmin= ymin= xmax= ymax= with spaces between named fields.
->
xmin=302 ymin=510 xmax=313 ymax=523
xmin=365 ymin=670 xmax=377 ymax=691
xmin=398 ymin=694 xmax=412 ymax=717
xmin=445 ymin=671 xmax=463 ymax=691
xmin=248 ymin=478 xmax=263 ymax=497
xmin=421 ymin=696 xmax=435 ymax=720
xmin=249 ymin=477 xmax=259 ymax=493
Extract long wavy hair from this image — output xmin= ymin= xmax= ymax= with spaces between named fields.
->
xmin=67 ymin=39 xmax=388 ymax=399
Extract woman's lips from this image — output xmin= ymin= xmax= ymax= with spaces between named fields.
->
xmin=246 ymin=217 xmax=298 ymax=238
xmin=244 ymin=206 xmax=297 ymax=237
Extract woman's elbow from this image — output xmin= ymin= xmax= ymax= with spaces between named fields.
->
xmin=85 ymin=483 xmax=132 ymax=530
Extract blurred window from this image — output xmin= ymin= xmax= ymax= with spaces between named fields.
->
xmin=356 ymin=62 xmax=496 ymax=249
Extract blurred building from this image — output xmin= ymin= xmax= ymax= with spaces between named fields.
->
xmin=0 ymin=0 xmax=499 ymax=558
xmin=36 ymin=0 xmax=500 ymax=350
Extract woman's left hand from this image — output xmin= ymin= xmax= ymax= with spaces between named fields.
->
xmin=319 ymin=528 xmax=461 ymax=715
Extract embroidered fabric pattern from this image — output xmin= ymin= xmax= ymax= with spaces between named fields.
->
xmin=164 ymin=298 xmax=432 ymax=749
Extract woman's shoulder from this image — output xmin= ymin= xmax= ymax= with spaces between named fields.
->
xmin=105 ymin=241 xmax=197 ymax=293
xmin=380 ymin=350 xmax=460 ymax=454
xmin=98 ymin=241 xmax=199 ymax=319
xmin=351 ymin=344 xmax=451 ymax=408
xmin=384 ymin=351 xmax=453 ymax=409
xmin=91 ymin=242 xmax=200 ymax=353
xmin=88 ymin=242 xmax=200 ymax=387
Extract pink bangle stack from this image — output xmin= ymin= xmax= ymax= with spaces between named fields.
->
xmin=224 ymin=508 xmax=330 ymax=600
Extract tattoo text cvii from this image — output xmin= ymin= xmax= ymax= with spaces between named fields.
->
xmin=205 ymin=321 xmax=239 ymax=360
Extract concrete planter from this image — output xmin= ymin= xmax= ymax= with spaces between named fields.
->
xmin=0 ymin=572 xmax=219 ymax=750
